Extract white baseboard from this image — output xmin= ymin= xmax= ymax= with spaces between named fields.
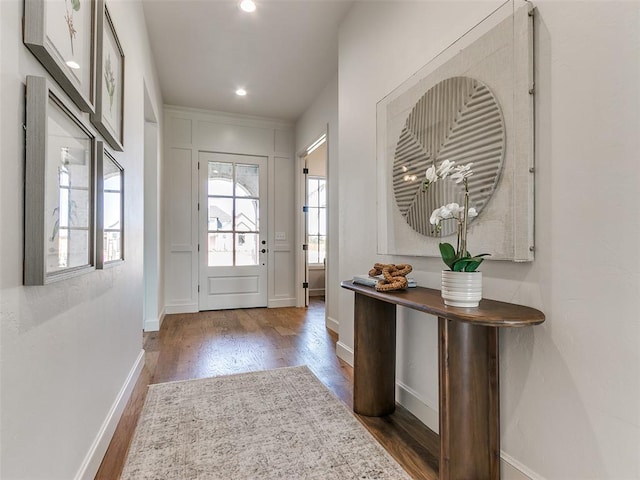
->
xmin=74 ymin=349 xmax=145 ymax=480
xmin=268 ymin=297 xmax=296 ymax=308
xmin=164 ymin=303 xmax=198 ymax=314
xmin=396 ymin=381 xmax=439 ymax=433
xmin=326 ymin=316 xmax=339 ymax=333
xmin=501 ymin=452 xmax=545 ymax=480
xmin=395 ymin=381 xmax=542 ymax=480
xmin=309 ymin=288 xmax=325 ymax=297
xmin=336 ymin=341 xmax=354 ymax=366
xmin=159 ymin=307 xmax=166 ymax=328
xmin=143 ymin=307 xmax=165 ymax=332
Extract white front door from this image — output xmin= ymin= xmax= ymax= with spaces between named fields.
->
xmin=199 ymin=152 xmax=268 ymax=310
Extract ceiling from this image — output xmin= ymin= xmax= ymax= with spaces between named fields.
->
xmin=142 ymin=0 xmax=354 ymax=122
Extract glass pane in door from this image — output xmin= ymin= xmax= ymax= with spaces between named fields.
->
xmin=208 ymin=162 xmax=233 ymax=195
xmin=208 ymin=233 xmax=233 ymax=266
xmin=235 ymin=233 xmax=259 ymax=266
xmin=235 ymin=164 xmax=259 ymax=197
xmin=207 ymin=160 xmax=261 ymax=267
xmin=235 ymin=198 xmax=259 ymax=232
xmin=208 ymin=197 xmax=233 ymax=231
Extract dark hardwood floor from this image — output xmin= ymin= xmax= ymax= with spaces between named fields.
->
xmin=95 ymin=297 xmax=439 ymax=480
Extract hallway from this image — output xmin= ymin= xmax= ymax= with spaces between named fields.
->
xmin=96 ymin=298 xmax=438 ymax=479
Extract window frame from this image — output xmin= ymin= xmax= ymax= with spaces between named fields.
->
xmin=306 ymin=175 xmax=326 ymax=267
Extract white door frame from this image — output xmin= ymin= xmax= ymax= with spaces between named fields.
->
xmin=295 ymin=128 xmax=329 ymax=308
xmin=198 ymin=152 xmax=269 ymax=311
xmin=143 ymin=83 xmax=161 ymax=331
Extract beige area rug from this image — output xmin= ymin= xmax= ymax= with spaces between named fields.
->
xmin=121 ymin=366 xmax=412 ymax=480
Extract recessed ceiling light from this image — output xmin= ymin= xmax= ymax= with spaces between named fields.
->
xmin=235 ymin=88 xmax=247 ymax=96
xmin=239 ymin=0 xmax=256 ymax=13
xmin=66 ymin=60 xmax=80 ymax=69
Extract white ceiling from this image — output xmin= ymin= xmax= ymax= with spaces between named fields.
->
xmin=142 ymin=0 xmax=354 ymax=122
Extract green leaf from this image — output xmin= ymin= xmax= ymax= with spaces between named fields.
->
xmin=463 ymin=256 xmax=487 ymax=272
xmin=452 ymin=257 xmax=472 ymax=271
xmin=464 ymin=261 xmax=481 ymax=272
xmin=71 ymin=0 xmax=80 ymax=11
xmin=439 ymin=243 xmax=457 ymax=269
xmin=453 ymin=261 xmax=466 ymax=272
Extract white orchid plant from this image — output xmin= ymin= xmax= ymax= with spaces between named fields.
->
xmin=423 ymin=160 xmax=489 ymax=272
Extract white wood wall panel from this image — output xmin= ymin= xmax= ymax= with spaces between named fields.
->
xmin=166 ymin=148 xmax=193 ymax=247
xmin=269 ymin=155 xmax=295 ymax=306
xmin=163 ymin=107 xmax=296 ymax=313
xmin=168 ymin=252 xmax=194 ymax=301
xmin=196 ymin=120 xmax=273 ymax=154
xmin=168 ymin=117 xmax=192 ymax=145
xmin=275 ymin=129 xmax=294 ymax=153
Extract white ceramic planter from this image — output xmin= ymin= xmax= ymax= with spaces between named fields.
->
xmin=441 ymin=270 xmax=482 ymax=307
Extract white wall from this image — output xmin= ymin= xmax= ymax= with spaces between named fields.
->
xmin=337 ymin=1 xmax=640 ymax=479
xmin=0 ymin=0 xmax=163 ymax=478
xmin=296 ymin=73 xmax=339 ymax=328
xmin=163 ymin=107 xmax=296 ymax=312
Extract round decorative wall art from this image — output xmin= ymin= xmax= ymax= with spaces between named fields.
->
xmin=393 ymin=76 xmax=506 ymax=237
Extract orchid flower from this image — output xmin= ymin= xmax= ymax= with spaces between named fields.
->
xmin=422 ymin=159 xmax=489 ymax=272
xmin=425 ymin=165 xmax=437 ymax=186
xmin=451 ymin=163 xmax=474 ymax=184
xmin=437 ymin=159 xmax=455 ymax=178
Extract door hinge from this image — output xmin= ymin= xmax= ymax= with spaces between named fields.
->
xmin=197 ymin=202 xmax=200 ymax=211
xmin=302 ymin=282 xmax=309 ymax=289
xmin=197 ymin=161 xmax=200 ymax=170
xmin=197 ymin=244 xmax=200 ymax=252
xmin=302 ymin=205 xmax=309 ymax=213
xmin=303 ymin=167 xmax=309 ymax=174
xmin=197 ymin=284 xmax=200 ymax=292
xmin=302 ymin=244 xmax=308 ymax=251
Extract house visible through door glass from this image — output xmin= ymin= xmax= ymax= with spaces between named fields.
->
xmin=207 ymin=161 xmax=260 ymax=267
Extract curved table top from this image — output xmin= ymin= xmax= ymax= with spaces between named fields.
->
xmin=341 ymin=280 xmax=545 ymax=327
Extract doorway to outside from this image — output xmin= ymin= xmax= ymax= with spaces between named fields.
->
xmin=302 ymin=133 xmax=327 ymax=307
xmin=198 ymin=152 xmax=268 ymax=311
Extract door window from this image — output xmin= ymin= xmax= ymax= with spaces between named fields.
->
xmin=207 ymin=161 xmax=260 ymax=267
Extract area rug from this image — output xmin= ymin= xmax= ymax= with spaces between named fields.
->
xmin=121 ymin=366 xmax=412 ymax=479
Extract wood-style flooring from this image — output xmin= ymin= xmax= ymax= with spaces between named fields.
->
xmin=95 ymin=298 xmax=439 ymax=480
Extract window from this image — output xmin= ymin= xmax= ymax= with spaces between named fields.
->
xmin=307 ymin=176 xmax=326 ymax=265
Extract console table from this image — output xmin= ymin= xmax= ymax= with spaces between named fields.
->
xmin=341 ymin=280 xmax=545 ymax=480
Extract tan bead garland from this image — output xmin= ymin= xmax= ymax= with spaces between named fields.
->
xmin=368 ymin=263 xmax=413 ymax=292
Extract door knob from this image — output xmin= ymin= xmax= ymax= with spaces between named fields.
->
xmin=261 ymin=248 xmax=267 ymax=253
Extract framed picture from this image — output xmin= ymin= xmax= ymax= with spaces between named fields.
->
xmin=376 ymin=1 xmax=535 ymax=262
xmin=24 ymin=76 xmax=96 ymax=285
xmin=92 ymin=0 xmax=124 ymax=151
xmin=24 ymin=0 xmax=96 ymax=114
xmin=96 ymin=142 xmax=124 ymax=267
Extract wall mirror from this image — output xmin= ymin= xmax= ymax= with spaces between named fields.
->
xmin=96 ymin=142 xmax=124 ymax=267
xmin=24 ymin=76 xmax=96 ymax=285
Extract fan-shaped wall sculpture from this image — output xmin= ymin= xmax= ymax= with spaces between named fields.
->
xmin=392 ymin=76 xmax=505 ymax=237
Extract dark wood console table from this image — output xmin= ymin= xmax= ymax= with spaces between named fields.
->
xmin=341 ymin=280 xmax=545 ymax=480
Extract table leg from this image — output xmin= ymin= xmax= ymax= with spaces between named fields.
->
xmin=353 ymin=293 xmax=397 ymax=417
xmin=439 ymin=317 xmax=500 ymax=480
